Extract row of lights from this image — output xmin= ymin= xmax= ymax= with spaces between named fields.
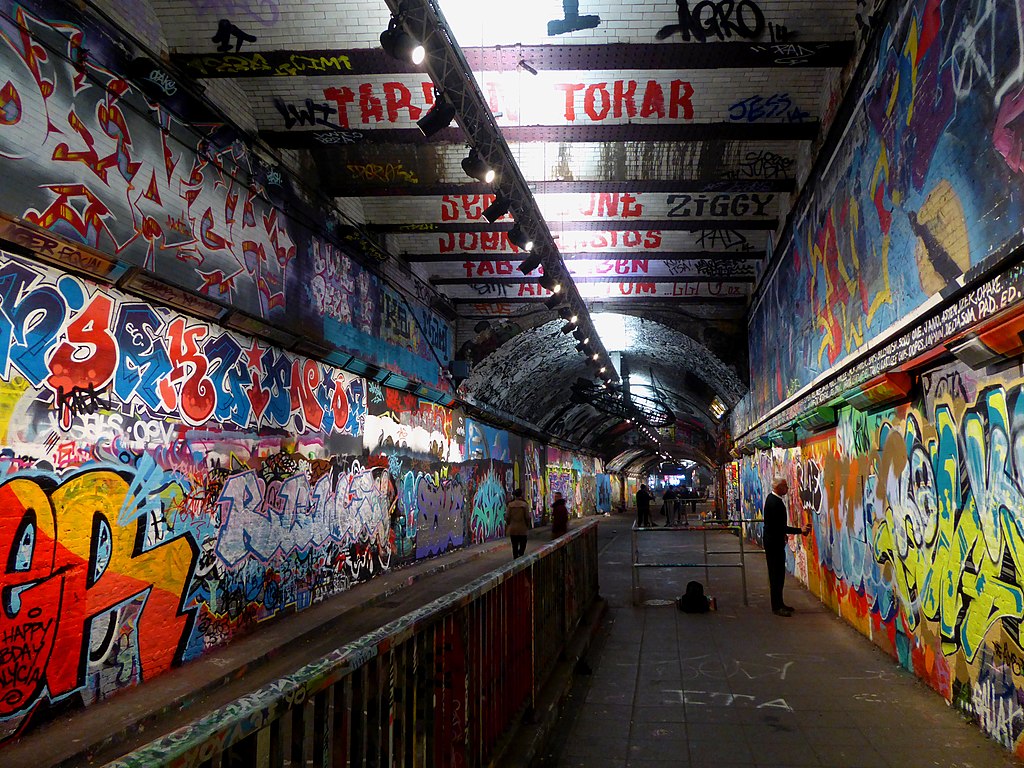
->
xmin=462 ymin=155 xmax=545 ymax=289
xmin=381 ymin=14 xmax=537 ymax=261
xmin=626 ymin=414 xmax=664 ymax=453
xmin=381 ymin=12 xmax=617 ymax=390
xmin=557 ymin=306 xmax=618 ymax=387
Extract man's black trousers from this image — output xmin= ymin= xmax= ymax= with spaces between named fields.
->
xmin=766 ymin=549 xmax=787 ymax=610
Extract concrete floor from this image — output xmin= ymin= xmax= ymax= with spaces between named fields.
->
xmin=539 ymin=514 xmax=1022 ymax=768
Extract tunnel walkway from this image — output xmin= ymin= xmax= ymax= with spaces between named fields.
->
xmin=537 ymin=514 xmax=1021 ymax=768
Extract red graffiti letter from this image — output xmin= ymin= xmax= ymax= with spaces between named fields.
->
xmin=555 ymin=83 xmax=585 ymax=121
xmin=670 ymin=80 xmax=694 ymax=119
xmin=323 ymin=86 xmax=354 ymax=128
xmin=614 ymin=80 xmax=638 ymax=118
xmin=640 ymin=81 xmax=665 ymax=118
xmin=47 ymin=293 xmax=117 ymax=429
xmin=358 ymin=83 xmax=384 ymax=124
xmin=290 ymin=359 xmax=325 ymax=430
xmin=383 ymin=82 xmax=422 ymax=123
xmin=585 ymin=83 xmax=611 ymax=121
xmin=161 ymin=318 xmax=215 ymax=424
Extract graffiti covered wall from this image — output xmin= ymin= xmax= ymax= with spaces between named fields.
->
xmin=0 ymin=247 xmax=382 ymax=742
xmin=749 ymin=0 xmax=1024 ymax=416
xmin=613 ymin=475 xmax=641 ymax=511
xmin=725 ymin=461 xmax=739 ymax=518
xmin=546 ymin=447 xmax=603 ymax=517
xmin=596 ymin=474 xmax=612 ymax=514
xmin=0 ymin=0 xmax=452 ymax=388
xmin=739 ymin=355 xmax=1024 ymax=755
xmin=521 ymin=437 xmax=546 ymax=523
xmin=0 ymin=246 xmax=578 ymax=744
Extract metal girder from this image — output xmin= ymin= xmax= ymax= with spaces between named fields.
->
xmin=572 ymin=379 xmax=675 ymax=427
xmin=382 ymin=0 xmax=617 ymax=381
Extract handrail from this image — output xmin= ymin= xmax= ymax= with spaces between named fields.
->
xmin=103 ymin=521 xmax=600 ymax=768
xmin=631 ymin=518 xmax=756 ymax=606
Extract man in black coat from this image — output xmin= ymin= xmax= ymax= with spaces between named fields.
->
xmin=762 ymin=475 xmax=810 ymax=616
xmin=636 ymin=484 xmax=654 ymax=527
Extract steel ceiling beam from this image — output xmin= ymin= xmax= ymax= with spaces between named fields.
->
xmin=333 ymin=179 xmax=797 ymax=196
xmin=171 ymin=40 xmax=854 ymax=77
xmin=368 ymin=219 xmax=779 ymax=233
xmin=405 ymin=251 xmax=766 ymax=263
xmin=260 ymin=122 xmax=818 ymax=147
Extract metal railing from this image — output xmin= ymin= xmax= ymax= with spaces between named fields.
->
xmin=104 ymin=522 xmax=600 ymax=768
xmin=631 ymin=519 xmax=755 ymax=606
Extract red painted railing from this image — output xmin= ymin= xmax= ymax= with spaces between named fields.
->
xmin=103 ymin=521 xmax=599 ymax=768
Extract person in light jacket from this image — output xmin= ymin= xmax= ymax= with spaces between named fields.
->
xmin=505 ymin=487 xmax=532 ymax=558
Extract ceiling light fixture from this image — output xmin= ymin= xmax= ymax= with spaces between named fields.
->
xmin=483 ymin=194 xmax=510 ymax=223
xmin=417 ymin=92 xmax=456 ymax=137
xmin=508 ymin=224 xmax=534 ymax=252
xmin=380 ymin=17 xmax=425 ymax=65
xmin=544 ymin=292 xmax=564 ymax=309
xmin=538 ymin=271 xmax=561 ymax=293
xmin=517 ymin=251 xmax=542 ymax=274
xmin=518 ymin=59 xmax=538 ymax=75
xmin=461 ymin=148 xmax=495 ymax=183
xmin=709 ymin=395 xmax=728 ymax=420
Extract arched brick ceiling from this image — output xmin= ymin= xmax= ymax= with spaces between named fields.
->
xmin=463 ymin=321 xmax=595 ymax=423
xmin=610 ymin=314 xmax=746 ymax=407
xmin=128 ymin=0 xmax=868 ymax=463
xmin=463 ymin=317 xmax=737 ymax=457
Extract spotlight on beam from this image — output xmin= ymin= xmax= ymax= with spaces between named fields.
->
xmin=572 ymin=329 xmax=589 ymax=344
xmin=417 ymin=93 xmax=456 ymax=137
xmin=517 ymin=251 xmax=542 ymax=274
xmin=558 ymin=307 xmax=578 ymax=324
xmin=517 ymin=59 xmax=538 ymax=75
xmin=538 ymin=272 xmax=561 ymax=294
xmin=483 ymin=194 xmax=510 ymax=223
xmin=508 ymin=224 xmax=534 ymax=252
xmin=461 ymin=148 xmax=495 ymax=183
xmin=380 ymin=18 xmax=425 ymax=65
xmin=544 ymin=292 xmax=563 ymax=309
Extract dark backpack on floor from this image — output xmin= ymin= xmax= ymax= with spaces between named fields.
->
xmin=677 ymin=580 xmax=710 ymax=613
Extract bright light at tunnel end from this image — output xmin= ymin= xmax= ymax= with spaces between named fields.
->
xmin=591 ymin=313 xmax=629 ymax=352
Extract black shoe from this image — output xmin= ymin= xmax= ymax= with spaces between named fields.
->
xmin=773 ymin=608 xmax=793 ymax=617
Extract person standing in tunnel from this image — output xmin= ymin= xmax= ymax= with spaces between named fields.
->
xmin=762 ymin=475 xmax=811 ymax=616
xmin=551 ymin=491 xmax=569 ymax=538
xmin=505 ymin=487 xmax=532 ymax=559
xmin=636 ymin=483 xmax=654 ymax=527
xmin=662 ymin=485 xmax=677 ymax=525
